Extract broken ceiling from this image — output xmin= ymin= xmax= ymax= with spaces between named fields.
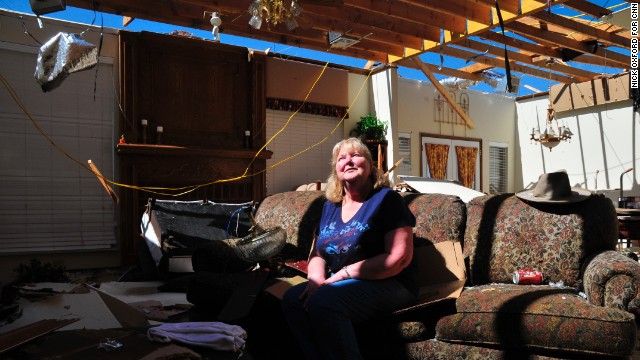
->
xmin=63 ymin=0 xmax=631 ymax=87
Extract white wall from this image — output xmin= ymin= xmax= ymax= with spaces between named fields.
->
xmin=396 ymin=77 xmax=517 ymax=192
xmin=516 ymin=96 xmax=639 ymax=203
xmin=344 ymin=71 xmax=372 ymax=138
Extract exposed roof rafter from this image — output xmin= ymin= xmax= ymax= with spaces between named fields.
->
xmin=63 ymin=0 xmax=630 ymax=89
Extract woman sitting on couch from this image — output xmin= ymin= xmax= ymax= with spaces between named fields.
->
xmin=281 ymin=137 xmax=418 ymax=359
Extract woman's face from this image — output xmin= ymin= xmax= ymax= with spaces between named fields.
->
xmin=335 ymin=146 xmax=371 ymax=184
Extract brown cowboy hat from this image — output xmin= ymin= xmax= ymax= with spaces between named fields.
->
xmin=516 ymin=170 xmax=592 ymax=203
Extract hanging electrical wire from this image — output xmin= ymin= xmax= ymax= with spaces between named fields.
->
xmin=0 ymin=62 xmax=374 ymax=197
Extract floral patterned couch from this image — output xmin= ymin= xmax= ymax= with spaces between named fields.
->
xmin=253 ymin=191 xmax=640 ymax=359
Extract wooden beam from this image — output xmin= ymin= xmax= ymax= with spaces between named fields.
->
xmin=68 ymin=0 xmax=626 ymax=79
xmin=216 ymin=21 xmax=392 ymax=62
xmin=409 ymin=57 xmax=475 ymax=129
xmin=87 ymin=0 xmax=393 ymax=62
xmin=549 ymin=73 xmax=630 ymax=112
xmin=441 ymin=46 xmax=577 ymax=83
xmin=303 ymin=3 xmax=442 ymax=43
xmin=397 ymin=0 xmax=493 ymax=26
xmin=456 ymin=38 xmax=598 ymax=81
xmin=397 ymin=58 xmax=484 ymax=81
xmin=506 ymin=20 xmax=629 ymax=67
xmin=390 ymin=0 xmax=552 ymax=63
xmin=476 ymin=0 xmax=520 ymax=14
xmin=122 ymin=16 xmax=134 ymax=27
xmin=478 ymin=30 xmax=625 ymax=68
xmin=345 ymin=0 xmax=467 ymax=34
xmin=530 ymin=59 xmax=594 ymax=82
xmin=530 ymin=12 xmax=630 ymax=50
xmin=460 ymin=63 xmax=494 ymax=73
xmin=301 ymin=12 xmax=428 ymax=49
xmin=562 ymin=0 xmax=612 ymax=18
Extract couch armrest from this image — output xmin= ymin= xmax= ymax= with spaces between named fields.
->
xmin=582 ymin=250 xmax=640 ymax=312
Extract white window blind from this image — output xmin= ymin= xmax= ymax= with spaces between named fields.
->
xmin=0 ymin=46 xmax=117 ymax=253
xmin=397 ymin=132 xmax=412 ymax=175
xmin=265 ymin=109 xmax=343 ymax=195
xmin=489 ymin=142 xmax=508 ymax=193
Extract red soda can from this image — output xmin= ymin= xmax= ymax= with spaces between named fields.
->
xmin=513 ymin=270 xmax=543 ymax=285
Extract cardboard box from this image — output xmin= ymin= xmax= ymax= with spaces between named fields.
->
xmin=394 ymin=240 xmax=466 ymax=315
xmin=265 ymin=240 xmax=467 ymax=314
xmin=264 ymin=275 xmax=307 ymax=299
xmin=0 ymin=285 xmax=149 ymax=336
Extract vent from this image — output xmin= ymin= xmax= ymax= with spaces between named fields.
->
xmin=328 ymin=32 xmax=360 ymax=49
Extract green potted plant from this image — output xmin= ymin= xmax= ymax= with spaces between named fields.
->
xmin=352 ymin=113 xmax=388 ymax=141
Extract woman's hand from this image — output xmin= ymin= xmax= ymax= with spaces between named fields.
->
xmin=300 ymin=276 xmax=322 ymax=308
xmin=300 ymin=254 xmax=327 ymax=308
xmin=323 ymin=266 xmax=353 ymax=285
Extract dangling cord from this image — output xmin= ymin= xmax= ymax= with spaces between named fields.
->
xmin=438 ymin=29 xmax=444 ymax=70
xmin=80 ymin=0 xmax=98 ymax=35
xmin=494 ymin=0 xmax=513 ymax=93
xmin=19 ymin=16 xmax=42 ymax=46
xmin=83 ymin=0 xmax=104 ymax=101
xmin=93 ymin=12 xmax=104 ymax=101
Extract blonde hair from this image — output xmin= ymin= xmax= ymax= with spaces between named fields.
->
xmin=325 ymin=138 xmax=390 ymax=203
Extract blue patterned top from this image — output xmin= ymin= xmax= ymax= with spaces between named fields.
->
xmin=316 ymin=187 xmax=417 ymax=292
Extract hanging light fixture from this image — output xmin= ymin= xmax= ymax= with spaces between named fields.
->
xmin=530 ymin=104 xmax=573 ymax=151
xmin=210 ymin=12 xmax=222 ymax=41
xmin=248 ymin=0 xmax=302 ymax=31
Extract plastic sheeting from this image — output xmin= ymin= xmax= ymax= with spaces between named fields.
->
xmin=480 ymin=70 xmax=504 ymax=88
xmin=34 ymin=32 xmax=97 ymax=92
xmin=439 ymin=77 xmax=478 ymax=89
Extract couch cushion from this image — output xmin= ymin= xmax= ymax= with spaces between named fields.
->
xmin=355 ymin=297 xmax=457 ymax=345
xmin=463 ymin=194 xmax=618 ymax=287
xmin=401 ymin=193 xmax=466 ymax=245
xmin=254 ymin=191 xmax=326 ymax=260
xmin=407 ymin=339 xmax=570 ymax=360
xmin=436 ymin=284 xmax=636 ymax=357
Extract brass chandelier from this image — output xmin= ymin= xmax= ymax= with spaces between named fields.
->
xmin=530 ymin=105 xmax=573 ymax=151
xmin=248 ymin=0 xmax=303 ymax=31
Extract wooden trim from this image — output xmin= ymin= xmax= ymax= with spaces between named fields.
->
xmin=266 ymin=98 xmax=349 ymax=119
xmin=116 ymin=144 xmax=273 ymax=159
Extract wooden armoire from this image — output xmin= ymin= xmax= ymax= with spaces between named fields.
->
xmin=116 ymin=31 xmax=271 ymax=264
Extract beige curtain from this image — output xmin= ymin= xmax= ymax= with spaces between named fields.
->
xmin=425 ymin=143 xmax=449 ymax=179
xmin=455 ymin=146 xmax=478 ymax=188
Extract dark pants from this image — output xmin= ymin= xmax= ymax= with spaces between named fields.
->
xmin=281 ymin=278 xmax=416 ymax=360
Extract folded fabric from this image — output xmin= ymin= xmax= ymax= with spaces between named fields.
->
xmin=147 ymin=321 xmax=247 ymax=352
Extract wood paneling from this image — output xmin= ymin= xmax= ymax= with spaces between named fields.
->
xmin=550 ymin=73 xmax=631 ymax=113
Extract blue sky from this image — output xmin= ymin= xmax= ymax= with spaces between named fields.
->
xmin=0 ymin=0 xmax=630 ymax=96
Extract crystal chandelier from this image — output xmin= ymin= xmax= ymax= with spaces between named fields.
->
xmin=530 ymin=104 xmax=573 ymax=151
xmin=248 ymin=0 xmax=303 ymax=31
